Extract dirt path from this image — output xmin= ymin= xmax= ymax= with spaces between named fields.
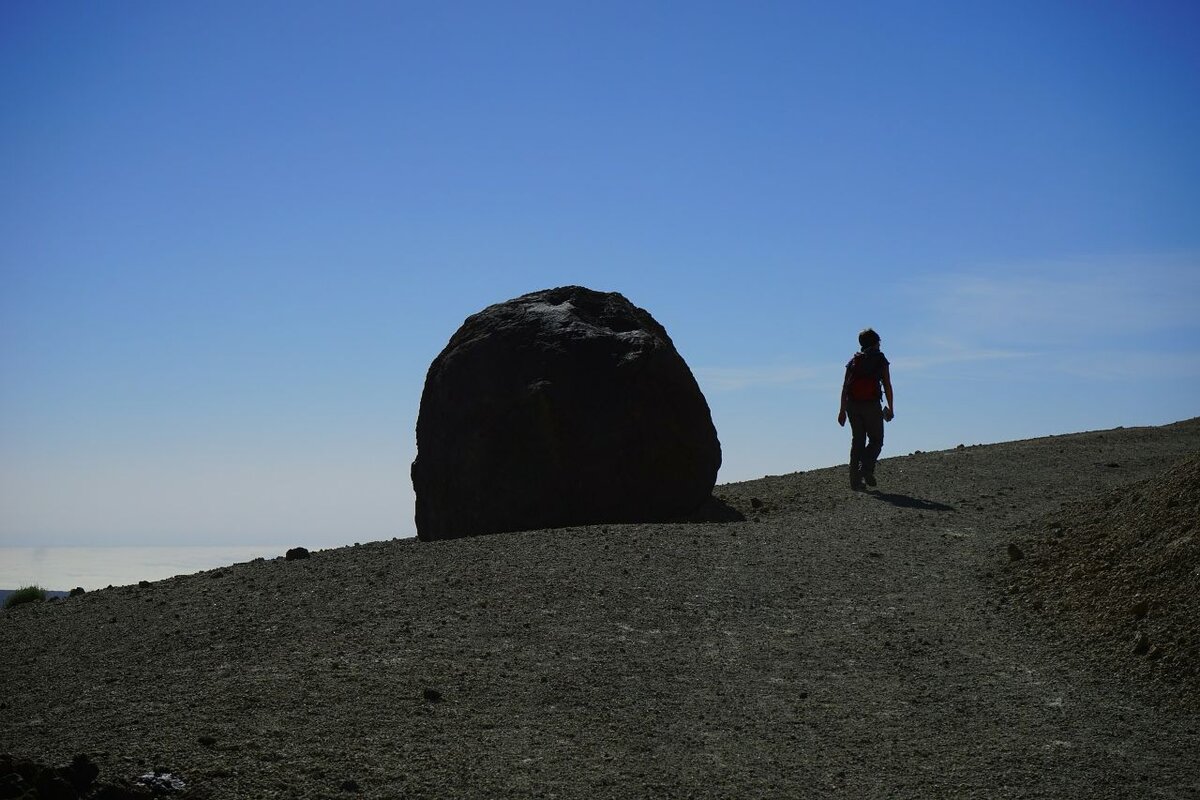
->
xmin=2 ymin=420 xmax=1198 ymax=799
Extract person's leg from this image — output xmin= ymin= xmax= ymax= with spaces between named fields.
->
xmin=862 ymin=403 xmax=885 ymax=484
xmin=847 ymin=407 xmax=867 ymax=489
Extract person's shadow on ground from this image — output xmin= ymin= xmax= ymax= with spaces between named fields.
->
xmin=868 ymin=491 xmax=955 ymax=512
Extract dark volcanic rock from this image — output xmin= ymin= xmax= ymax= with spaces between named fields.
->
xmin=412 ymin=286 xmax=721 ymax=540
xmin=0 ymin=754 xmax=124 ymax=800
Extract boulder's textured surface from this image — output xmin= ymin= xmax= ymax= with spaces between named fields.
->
xmin=412 ymin=286 xmax=721 ymax=540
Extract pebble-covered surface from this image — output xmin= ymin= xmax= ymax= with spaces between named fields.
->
xmin=1010 ymin=451 xmax=1200 ymax=704
xmin=2 ymin=419 xmax=1198 ymax=799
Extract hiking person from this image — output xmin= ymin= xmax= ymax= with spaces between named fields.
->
xmin=837 ymin=328 xmax=894 ymax=490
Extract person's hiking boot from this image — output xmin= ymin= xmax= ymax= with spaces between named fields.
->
xmin=863 ymin=470 xmax=877 ymax=487
xmin=850 ymin=468 xmax=864 ymax=491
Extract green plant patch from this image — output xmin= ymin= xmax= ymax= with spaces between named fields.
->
xmin=4 ymin=585 xmax=48 ymax=610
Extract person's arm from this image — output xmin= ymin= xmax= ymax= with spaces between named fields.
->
xmin=837 ymin=366 xmax=851 ymax=426
xmin=881 ymin=365 xmax=894 ymax=419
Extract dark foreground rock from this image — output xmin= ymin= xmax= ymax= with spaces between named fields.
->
xmin=0 ymin=753 xmax=182 ymax=799
xmin=412 ymin=286 xmax=721 ymax=540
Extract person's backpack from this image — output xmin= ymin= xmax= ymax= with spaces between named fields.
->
xmin=846 ymin=351 xmax=884 ymax=402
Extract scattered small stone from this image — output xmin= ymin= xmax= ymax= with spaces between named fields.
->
xmin=1131 ymin=599 xmax=1150 ymax=619
xmin=423 ymin=687 xmax=443 ymax=703
xmin=340 ymin=778 xmax=362 ymax=792
xmin=285 ymin=547 xmax=311 ymax=561
xmin=198 ymin=735 xmax=218 ymax=747
xmin=1105 ymin=462 xmax=1120 ymax=468
xmin=136 ymin=770 xmax=187 ymax=793
xmin=138 ymin=580 xmax=151 ymax=588
xmin=956 ymin=444 xmax=965 ymax=450
xmin=1132 ymin=631 xmax=1151 ymax=655
xmin=1007 ymin=543 xmax=1024 ymax=561
xmin=69 ymin=587 xmax=86 ymax=597
xmin=750 ymin=498 xmax=763 ymax=509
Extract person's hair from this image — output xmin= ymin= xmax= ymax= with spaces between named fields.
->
xmin=858 ymin=328 xmax=881 ymax=350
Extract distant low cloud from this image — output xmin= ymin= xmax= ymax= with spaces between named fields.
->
xmin=694 ymin=364 xmax=826 ymax=392
xmin=696 ymin=346 xmax=1033 ymax=392
xmin=891 ymin=344 xmax=1032 ymax=372
xmin=697 ymin=254 xmax=1199 ymax=397
xmin=912 ymin=254 xmax=1200 ymax=347
xmin=696 ymin=343 xmax=1035 ymax=392
xmin=1054 ymin=350 xmax=1200 ymax=382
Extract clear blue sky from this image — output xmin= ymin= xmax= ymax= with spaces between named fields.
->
xmin=2 ymin=1 xmax=1198 ymax=547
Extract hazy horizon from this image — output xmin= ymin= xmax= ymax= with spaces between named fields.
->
xmin=3 ymin=414 xmax=1198 ymax=590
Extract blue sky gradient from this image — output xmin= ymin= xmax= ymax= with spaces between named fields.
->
xmin=2 ymin=1 xmax=1198 ymax=546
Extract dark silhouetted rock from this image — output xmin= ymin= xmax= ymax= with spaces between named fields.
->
xmin=69 ymin=587 xmax=85 ymax=598
xmin=65 ymin=755 xmax=99 ymax=793
xmin=285 ymin=547 xmax=311 ymax=561
xmin=0 ymin=753 xmax=109 ymax=800
xmin=412 ymin=286 xmax=721 ymax=540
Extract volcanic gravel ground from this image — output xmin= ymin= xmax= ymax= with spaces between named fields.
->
xmin=2 ymin=420 xmax=1199 ymax=799
xmin=1009 ymin=452 xmax=1200 ymax=703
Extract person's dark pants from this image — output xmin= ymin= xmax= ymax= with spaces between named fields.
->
xmin=848 ymin=400 xmax=885 ymax=478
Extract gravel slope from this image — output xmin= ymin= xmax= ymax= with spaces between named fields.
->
xmin=1009 ymin=451 xmax=1200 ymax=705
xmin=2 ymin=419 xmax=1199 ymax=799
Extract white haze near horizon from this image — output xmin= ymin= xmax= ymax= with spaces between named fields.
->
xmin=0 ymin=546 xmax=294 ymax=593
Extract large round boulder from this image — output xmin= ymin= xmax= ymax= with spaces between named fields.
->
xmin=412 ymin=286 xmax=721 ymax=540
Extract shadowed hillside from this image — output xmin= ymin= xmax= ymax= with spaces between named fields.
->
xmin=2 ymin=419 xmax=1199 ymax=799
xmin=1010 ymin=451 xmax=1199 ymax=702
